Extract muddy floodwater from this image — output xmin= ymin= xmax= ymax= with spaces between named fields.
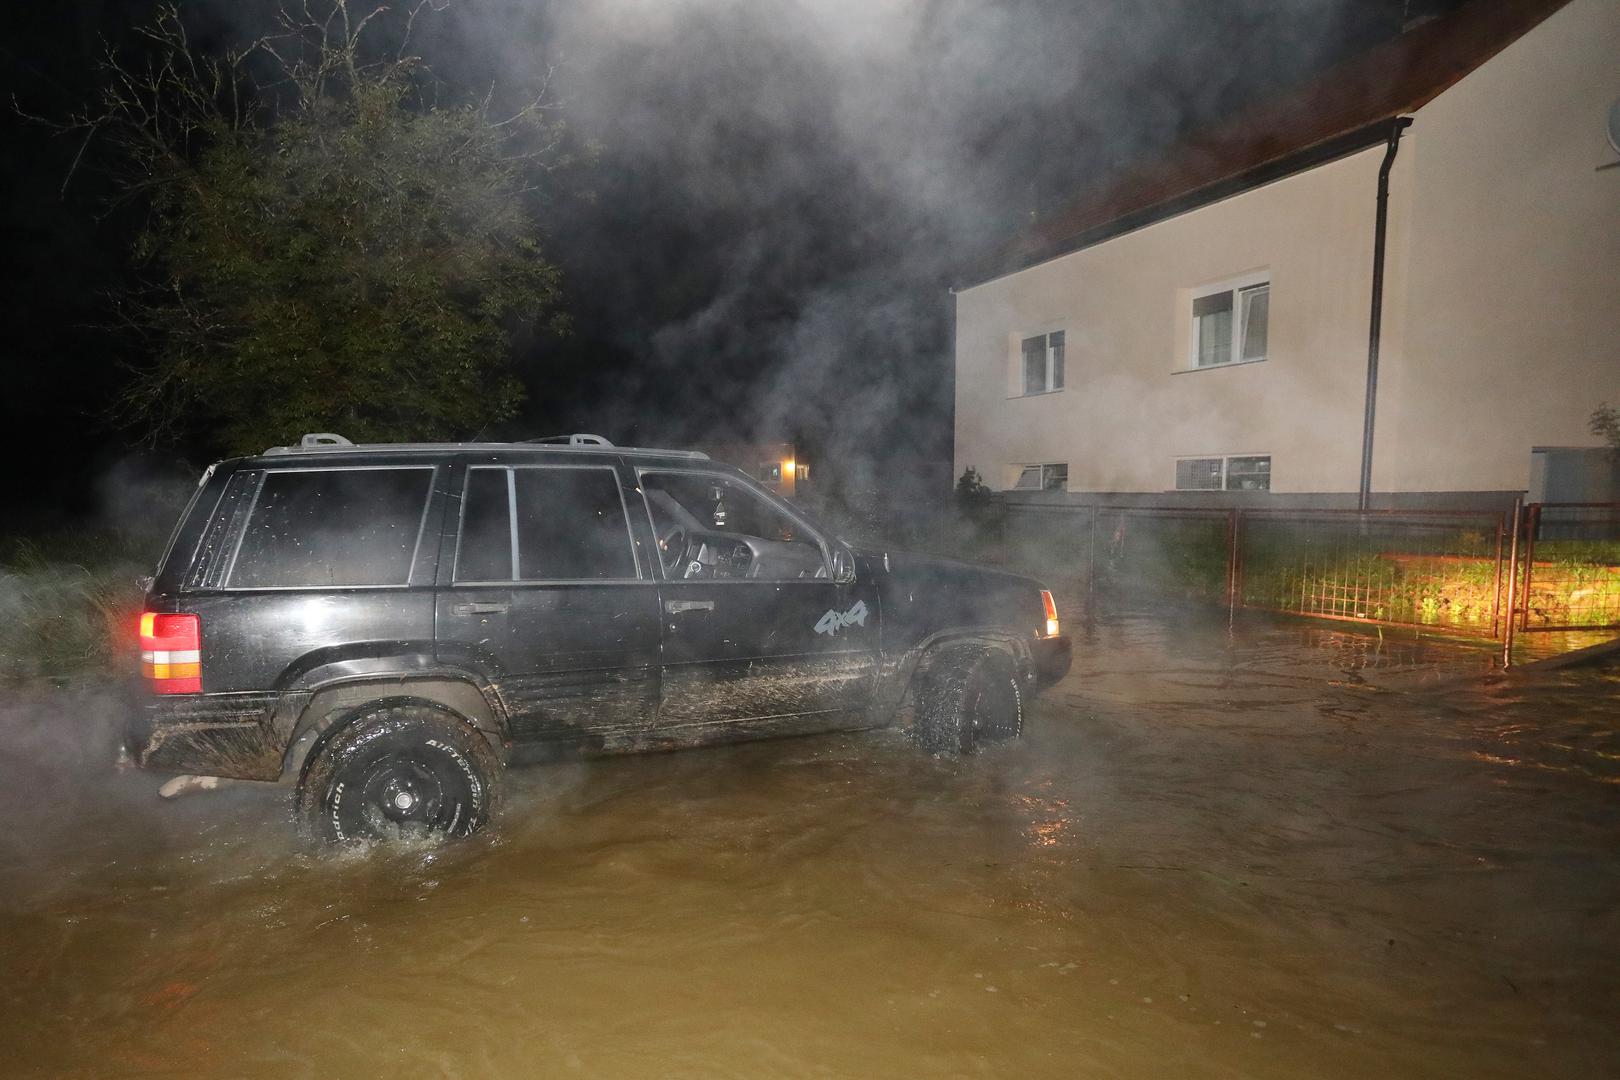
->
xmin=2 ymin=612 xmax=1617 ymax=1078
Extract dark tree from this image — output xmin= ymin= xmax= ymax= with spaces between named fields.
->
xmin=53 ymin=1 xmax=571 ymax=453
xmin=1592 ymin=404 xmax=1620 ymax=455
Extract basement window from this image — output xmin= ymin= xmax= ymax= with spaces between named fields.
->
xmin=1175 ymin=455 xmax=1270 ymax=492
xmin=1020 ymin=331 xmax=1065 ymax=395
xmin=1190 ymin=277 xmax=1268 ymax=368
xmin=1014 ymin=463 xmax=1069 ymax=491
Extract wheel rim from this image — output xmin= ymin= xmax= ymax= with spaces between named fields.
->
xmin=970 ymin=668 xmax=1022 ymax=742
xmin=328 ymin=743 xmax=478 ymax=842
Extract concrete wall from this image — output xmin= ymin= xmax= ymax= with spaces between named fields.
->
xmin=955 ymin=0 xmax=1619 ymax=498
xmin=954 ymin=143 xmax=1394 ymax=494
xmin=1381 ymin=0 xmax=1620 ymax=493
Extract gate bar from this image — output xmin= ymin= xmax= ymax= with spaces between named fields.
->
xmin=1502 ymin=498 xmax=1522 ymax=667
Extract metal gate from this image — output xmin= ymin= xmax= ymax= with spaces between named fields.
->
xmin=1516 ymin=502 xmax=1620 ymax=633
xmin=1011 ymin=500 xmax=1620 ymax=646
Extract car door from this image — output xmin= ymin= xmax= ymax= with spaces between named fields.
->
xmin=637 ymin=467 xmax=879 ymax=737
xmin=435 ymin=456 xmax=663 ymax=751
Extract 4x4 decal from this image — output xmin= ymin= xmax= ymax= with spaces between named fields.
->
xmin=814 ymin=599 xmax=869 ymax=636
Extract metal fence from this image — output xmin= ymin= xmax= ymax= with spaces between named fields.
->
xmin=1518 ymin=503 xmax=1620 ymax=632
xmin=1091 ymin=507 xmax=1237 ymax=607
xmin=1236 ymin=509 xmax=1507 ymax=636
xmin=1002 ymin=500 xmax=1620 ymax=643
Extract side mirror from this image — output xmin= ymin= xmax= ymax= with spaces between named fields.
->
xmin=830 ymin=545 xmax=857 ymax=585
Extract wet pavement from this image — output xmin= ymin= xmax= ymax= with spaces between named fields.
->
xmin=2 ymin=612 xmax=1617 ymax=1078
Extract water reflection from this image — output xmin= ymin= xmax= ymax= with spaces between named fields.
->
xmin=2 ymin=614 xmax=1617 ymax=1078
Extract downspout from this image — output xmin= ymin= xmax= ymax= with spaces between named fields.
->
xmin=1358 ymin=116 xmax=1413 ymax=511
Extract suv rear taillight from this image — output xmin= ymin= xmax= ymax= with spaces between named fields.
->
xmin=139 ymin=612 xmax=201 ymax=694
xmin=1040 ymin=590 xmax=1060 ymax=638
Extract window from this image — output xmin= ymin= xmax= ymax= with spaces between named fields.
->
xmin=457 ymin=468 xmax=512 ymax=581
xmin=1191 ymin=279 xmax=1268 ymax=368
xmin=228 ymin=467 xmax=431 ymax=588
xmin=1175 ymin=458 xmax=1224 ymax=491
xmin=1224 ymin=455 xmax=1271 ymax=491
xmin=455 ymin=466 xmax=638 ymax=582
xmin=1174 ymin=455 xmax=1271 ymax=492
xmin=640 ymin=471 xmax=827 ymax=581
xmin=1020 ymin=330 xmax=1065 ymax=394
xmin=643 ymin=473 xmax=802 ymax=543
xmin=515 ymin=469 xmax=637 ymax=580
xmin=1013 ymin=463 xmax=1069 ymax=491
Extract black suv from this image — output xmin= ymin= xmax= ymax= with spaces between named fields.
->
xmin=129 ymin=434 xmax=1072 ymax=842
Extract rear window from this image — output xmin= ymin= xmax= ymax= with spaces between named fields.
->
xmin=456 ymin=465 xmax=638 ymax=582
xmin=226 ymin=468 xmax=433 ymax=588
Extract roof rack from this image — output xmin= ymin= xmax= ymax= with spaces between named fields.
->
xmin=260 ymin=432 xmax=707 ymax=460
xmin=522 ymin=433 xmax=614 ymax=447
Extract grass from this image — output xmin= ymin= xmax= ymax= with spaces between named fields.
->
xmin=1061 ymin=515 xmax=1620 ymax=634
xmin=0 ymin=531 xmax=153 ymax=683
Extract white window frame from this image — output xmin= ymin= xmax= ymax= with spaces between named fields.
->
xmin=1012 ymin=462 xmax=1069 ymax=491
xmin=1013 ymin=329 xmax=1066 ymax=396
xmin=1186 ymin=272 xmax=1269 ymax=371
xmin=1173 ymin=454 xmax=1272 ymax=492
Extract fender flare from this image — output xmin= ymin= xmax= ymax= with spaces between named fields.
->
xmin=276 ymin=676 xmax=509 ymax=780
xmin=877 ymin=626 xmax=1034 ymax=718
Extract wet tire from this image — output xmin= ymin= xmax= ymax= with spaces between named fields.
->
xmin=912 ymin=644 xmax=1024 ymax=754
xmin=295 ymin=704 xmax=502 ymax=844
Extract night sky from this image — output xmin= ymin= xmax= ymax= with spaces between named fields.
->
xmin=0 ymin=0 xmax=1445 ymax=519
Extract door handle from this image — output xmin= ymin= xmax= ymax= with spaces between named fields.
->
xmin=452 ymin=601 xmax=509 ymax=615
xmin=664 ymin=599 xmax=715 ymax=614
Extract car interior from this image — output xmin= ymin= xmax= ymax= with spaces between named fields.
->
xmin=640 ymin=472 xmax=829 ymax=581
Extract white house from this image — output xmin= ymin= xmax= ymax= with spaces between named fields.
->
xmin=953 ymin=0 xmax=1620 ymax=507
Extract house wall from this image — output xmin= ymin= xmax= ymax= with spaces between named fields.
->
xmin=955 ymin=0 xmax=1618 ymax=498
xmin=1381 ymin=0 xmax=1620 ymax=493
xmin=954 ymin=143 xmax=1397 ymax=494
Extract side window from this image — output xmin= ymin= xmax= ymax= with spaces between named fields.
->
xmin=456 ymin=466 xmax=637 ymax=582
xmin=513 ymin=468 xmax=637 ymax=580
xmin=641 ymin=471 xmax=827 ymax=582
xmin=456 ymin=467 xmax=513 ymax=581
xmin=227 ymin=468 xmax=431 ymax=588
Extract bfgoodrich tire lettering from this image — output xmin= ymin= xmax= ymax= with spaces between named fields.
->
xmin=912 ymin=644 xmax=1024 ymax=754
xmin=295 ymin=704 xmax=502 ymax=843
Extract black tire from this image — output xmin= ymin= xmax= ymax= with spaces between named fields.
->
xmin=295 ymin=704 xmax=502 ymax=844
xmin=912 ymin=644 xmax=1024 ymax=754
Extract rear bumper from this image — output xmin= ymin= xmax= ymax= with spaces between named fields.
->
xmin=1032 ymin=635 xmax=1072 ymax=690
xmin=126 ymin=691 xmax=306 ymax=780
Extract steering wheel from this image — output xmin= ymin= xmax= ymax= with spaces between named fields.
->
xmin=657 ymin=524 xmax=687 ymax=574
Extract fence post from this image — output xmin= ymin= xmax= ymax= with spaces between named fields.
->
xmin=1086 ymin=504 xmax=1097 ymax=620
xmin=1502 ymin=498 xmax=1522 ymax=668
xmin=1520 ymin=503 xmax=1541 ymax=633
xmin=1226 ymin=509 xmax=1240 ymax=629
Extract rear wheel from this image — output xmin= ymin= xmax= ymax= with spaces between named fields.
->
xmin=295 ymin=704 xmax=502 ymax=844
xmin=912 ymin=644 xmax=1024 ymax=754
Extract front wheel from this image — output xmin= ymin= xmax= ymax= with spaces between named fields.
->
xmin=912 ymin=645 xmax=1024 ymax=754
xmin=295 ymin=704 xmax=502 ymax=844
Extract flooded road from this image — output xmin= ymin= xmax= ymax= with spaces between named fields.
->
xmin=3 ymin=613 xmax=1617 ymax=1078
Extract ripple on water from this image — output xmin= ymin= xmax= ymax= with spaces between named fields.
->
xmin=0 ymin=613 xmax=1616 ymax=1078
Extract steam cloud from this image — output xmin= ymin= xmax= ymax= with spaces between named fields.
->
xmin=405 ymin=0 xmax=1380 ymax=490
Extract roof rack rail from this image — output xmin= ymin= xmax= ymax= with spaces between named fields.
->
xmin=522 ymin=433 xmax=615 ymax=447
xmin=259 ymin=432 xmax=707 ymax=460
xmin=262 ymin=432 xmax=354 ymax=455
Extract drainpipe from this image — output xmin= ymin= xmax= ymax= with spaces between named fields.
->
xmin=1358 ymin=116 xmax=1413 ymax=512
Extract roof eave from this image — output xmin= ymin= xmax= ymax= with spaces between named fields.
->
xmin=955 ymin=117 xmax=1403 ymax=293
